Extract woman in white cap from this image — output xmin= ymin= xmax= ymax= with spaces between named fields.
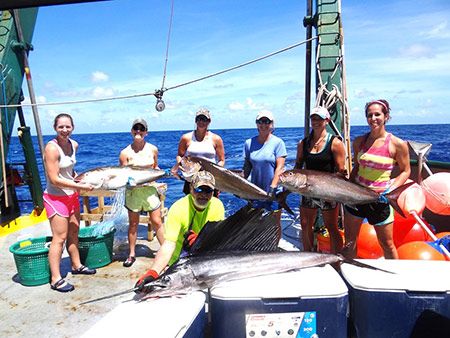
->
xmin=176 ymin=108 xmax=225 ymax=196
xmin=119 ymin=118 xmax=164 ymax=267
xmin=242 ymin=110 xmax=287 ymax=241
xmin=294 ymin=106 xmax=346 ymax=254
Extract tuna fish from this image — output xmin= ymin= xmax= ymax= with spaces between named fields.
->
xmin=278 ymin=169 xmax=413 ymax=217
xmin=172 ymin=156 xmax=293 ymax=214
xmin=74 ymin=166 xmax=167 ymax=190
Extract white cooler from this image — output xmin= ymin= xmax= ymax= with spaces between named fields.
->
xmin=82 ymin=291 xmax=206 ymax=338
xmin=210 ymin=265 xmax=348 ymax=338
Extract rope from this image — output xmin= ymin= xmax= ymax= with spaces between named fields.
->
xmin=160 ymin=0 xmax=175 ymax=91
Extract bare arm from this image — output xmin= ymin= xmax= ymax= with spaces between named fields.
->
xmin=348 ymin=136 xmax=362 ymax=183
xmin=152 ymin=145 xmax=159 ymax=169
xmin=213 ymin=134 xmax=225 ymax=167
xmin=149 ymin=240 xmax=176 ymax=275
xmin=119 ymin=148 xmax=128 ymax=166
xmin=294 ymin=139 xmax=304 ymax=169
xmin=45 ymin=142 xmax=92 ymax=191
xmin=331 ymin=137 xmax=347 ymax=177
xmin=271 ymin=156 xmax=286 ymax=188
xmin=176 ymin=134 xmax=190 ymax=164
xmin=390 ymin=136 xmax=411 ymax=188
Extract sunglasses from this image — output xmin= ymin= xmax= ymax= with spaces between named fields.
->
xmin=195 ymin=116 xmax=210 ymax=123
xmin=256 ymin=118 xmax=272 ymax=125
xmin=132 ymin=125 xmax=147 ymax=132
xmin=194 ymin=186 xmax=213 ymax=194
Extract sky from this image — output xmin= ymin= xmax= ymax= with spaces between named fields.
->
xmin=10 ymin=0 xmax=450 ymax=135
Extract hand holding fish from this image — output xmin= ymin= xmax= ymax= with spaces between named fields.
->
xmin=135 ymin=269 xmax=159 ymax=294
xmin=267 ymin=186 xmax=277 ymax=201
xmin=182 ymin=230 xmax=198 ymax=252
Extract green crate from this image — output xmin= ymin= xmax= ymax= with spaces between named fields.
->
xmin=78 ymin=227 xmax=116 ymax=268
xmin=9 ymin=236 xmax=52 ymax=286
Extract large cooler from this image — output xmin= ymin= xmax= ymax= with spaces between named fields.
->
xmin=210 ymin=265 xmax=348 ymax=338
xmin=341 ymin=259 xmax=450 ymax=338
xmin=82 ymin=291 xmax=206 ymax=338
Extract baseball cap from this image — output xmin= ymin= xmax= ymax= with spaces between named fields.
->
xmin=256 ymin=110 xmax=274 ymax=121
xmin=132 ymin=118 xmax=148 ymax=130
xmin=196 ymin=108 xmax=211 ymax=120
xmin=191 ymin=170 xmax=215 ymax=189
xmin=310 ymin=106 xmax=330 ymax=120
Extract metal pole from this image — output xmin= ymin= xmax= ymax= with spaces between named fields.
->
xmin=303 ymin=0 xmax=313 ymax=138
xmin=12 ymin=10 xmax=47 ymax=176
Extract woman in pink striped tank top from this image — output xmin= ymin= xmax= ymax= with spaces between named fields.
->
xmin=344 ymin=100 xmax=410 ymax=259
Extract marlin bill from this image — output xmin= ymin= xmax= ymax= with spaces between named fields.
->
xmin=74 ymin=166 xmax=167 ymax=190
xmin=279 ymin=169 xmax=413 ymax=217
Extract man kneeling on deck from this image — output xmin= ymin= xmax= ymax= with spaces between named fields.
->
xmin=135 ymin=170 xmax=225 ymax=293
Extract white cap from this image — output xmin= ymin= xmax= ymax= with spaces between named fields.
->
xmin=310 ymin=106 xmax=330 ymax=120
xmin=256 ymin=110 xmax=274 ymax=121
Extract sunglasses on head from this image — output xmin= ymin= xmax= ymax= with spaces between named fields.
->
xmin=132 ymin=124 xmax=146 ymax=132
xmin=256 ymin=118 xmax=272 ymax=125
xmin=194 ymin=186 xmax=213 ymax=194
xmin=195 ymin=116 xmax=210 ymax=123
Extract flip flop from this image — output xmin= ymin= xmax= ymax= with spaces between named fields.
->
xmin=123 ymin=256 xmax=136 ymax=267
xmin=50 ymin=279 xmax=74 ymax=292
xmin=71 ymin=265 xmax=96 ymax=275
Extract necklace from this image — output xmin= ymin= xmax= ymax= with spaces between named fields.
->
xmin=313 ymin=133 xmax=327 ymax=149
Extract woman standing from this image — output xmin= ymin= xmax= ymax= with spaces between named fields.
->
xmin=43 ymin=113 xmax=95 ymax=293
xmin=242 ymin=110 xmax=287 ymax=241
xmin=119 ymin=118 xmax=164 ymax=267
xmin=176 ymin=108 xmax=225 ymax=195
xmin=294 ymin=106 xmax=346 ymax=254
xmin=344 ymin=100 xmax=410 ymax=259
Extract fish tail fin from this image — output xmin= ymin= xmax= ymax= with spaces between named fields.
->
xmin=276 ymin=190 xmax=294 ymax=215
xmin=386 ymin=182 xmax=415 ymax=218
xmin=170 ymin=163 xmax=183 ymax=181
xmin=341 ymin=256 xmax=396 ymax=274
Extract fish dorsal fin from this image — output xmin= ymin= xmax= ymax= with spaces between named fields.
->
xmin=189 ymin=205 xmax=280 ymax=253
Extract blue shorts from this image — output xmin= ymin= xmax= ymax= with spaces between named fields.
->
xmin=301 ymin=196 xmax=337 ymax=210
xmin=345 ymin=202 xmax=394 ymax=226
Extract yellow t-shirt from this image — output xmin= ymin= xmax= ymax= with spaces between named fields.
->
xmin=165 ymin=195 xmax=225 ymax=265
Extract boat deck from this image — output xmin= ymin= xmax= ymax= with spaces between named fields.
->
xmin=0 ymin=218 xmax=301 ymax=337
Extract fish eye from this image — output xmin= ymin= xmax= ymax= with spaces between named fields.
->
xmin=163 ymin=275 xmax=172 ymax=284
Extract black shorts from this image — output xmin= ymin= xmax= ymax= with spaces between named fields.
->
xmin=301 ymin=196 xmax=337 ymax=210
xmin=344 ymin=202 xmax=394 ymax=226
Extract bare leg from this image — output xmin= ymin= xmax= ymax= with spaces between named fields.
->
xmin=374 ymin=222 xmax=398 ymax=259
xmin=299 ymin=207 xmax=318 ymax=252
xmin=343 ymin=212 xmax=364 ymax=259
xmin=322 ymin=206 xmax=343 ymax=254
xmin=149 ymin=207 xmax=165 ymax=245
xmin=66 ymin=211 xmax=82 ymax=270
xmin=48 ymin=214 xmax=68 ymax=285
xmin=127 ymin=210 xmax=140 ymax=257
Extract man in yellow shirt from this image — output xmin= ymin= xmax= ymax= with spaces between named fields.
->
xmin=135 ymin=170 xmax=224 ymax=292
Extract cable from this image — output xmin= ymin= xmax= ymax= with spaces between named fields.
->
xmin=160 ymin=0 xmax=175 ymax=91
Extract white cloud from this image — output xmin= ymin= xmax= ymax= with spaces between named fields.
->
xmin=420 ymin=21 xmax=449 ymax=39
xmin=92 ymin=87 xmax=114 ymax=97
xmin=91 ymin=71 xmax=109 ymax=83
xmin=397 ymin=44 xmax=435 ymax=58
xmin=229 ymin=102 xmax=245 ymax=110
xmin=353 ymin=89 xmax=374 ymax=99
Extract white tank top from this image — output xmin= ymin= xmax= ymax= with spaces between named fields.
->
xmin=45 ymin=139 xmax=77 ymax=196
xmin=186 ymin=131 xmax=216 ymax=162
xmin=125 ymin=143 xmax=155 ymax=167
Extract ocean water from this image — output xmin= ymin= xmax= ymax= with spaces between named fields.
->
xmin=8 ymin=124 xmax=450 ymax=217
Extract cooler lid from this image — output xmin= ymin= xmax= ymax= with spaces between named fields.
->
xmin=340 ymin=259 xmax=450 ymax=293
xmin=82 ymin=291 xmax=206 ymax=337
xmin=210 ymin=265 xmax=348 ymax=300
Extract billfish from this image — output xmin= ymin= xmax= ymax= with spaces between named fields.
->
xmin=279 ymin=169 xmax=413 ymax=217
xmin=74 ymin=166 xmax=167 ymax=190
xmin=172 ymin=156 xmax=293 ymax=214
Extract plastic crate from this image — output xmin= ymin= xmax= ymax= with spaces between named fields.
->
xmin=9 ymin=236 xmax=52 ymax=286
xmin=78 ymin=227 xmax=116 ymax=268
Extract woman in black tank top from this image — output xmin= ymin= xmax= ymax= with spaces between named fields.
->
xmin=294 ymin=107 xmax=346 ymax=254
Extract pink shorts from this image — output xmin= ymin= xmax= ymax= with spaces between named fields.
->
xmin=43 ymin=192 xmax=80 ymax=218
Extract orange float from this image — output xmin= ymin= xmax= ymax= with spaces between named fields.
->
xmin=421 ymin=173 xmax=450 ymax=215
xmin=356 ymin=221 xmax=383 ymax=259
xmin=436 ymin=232 xmax=450 ymax=239
xmin=317 ymin=229 xmax=344 ymax=253
xmin=393 ymin=215 xmax=433 ymax=248
xmin=397 ymin=241 xmax=446 ymax=261
xmin=397 ymin=180 xmax=426 ymax=217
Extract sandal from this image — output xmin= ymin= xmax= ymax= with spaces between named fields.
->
xmin=71 ymin=265 xmax=96 ymax=275
xmin=123 ymin=256 xmax=136 ymax=267
xmin=50 ymin=279 xmax=74 ymax=292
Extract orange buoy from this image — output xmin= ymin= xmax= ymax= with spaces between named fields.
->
xmin=397 ymin=241 xmax=446 ymax=260
xmin=436 ymin=232 xmax=450 ymax=239
xmin=356 ymin=221 xmax=383 ymax=259
xmin=421 ymin=173 xmax=450 ymax=215
xmin=397 ymin=180 xmax=426 ymax=216
xmin=393 ymin=218 xmax=433 ymax=248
